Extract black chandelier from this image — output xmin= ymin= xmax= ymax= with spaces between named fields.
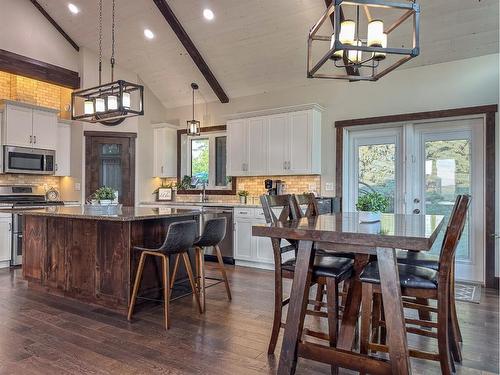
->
xmin=307 ymin=0 xmax=420 ymax=81
xmin=186 ymin=83 xmax=201 ymax=136
xmin=71 ymin=0 xmax=144 ymax=126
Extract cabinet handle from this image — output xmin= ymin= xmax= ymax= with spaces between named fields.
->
xmin=55 ymin=163 xmax=58 ymax=171
xmin=8 ymin=223 xmax=11 ymax=232
xmin=29 ymin=135 xmax=33 ymax=144
xmin=34 ymin=135 xmax=37 ymax=144
xmin=161 ymin=166 xmax=164 ymax=174
xmin=283 ymin=161 xmax=286 ymax=170
xmin=288 ymin=161 xmax=291 ymax=170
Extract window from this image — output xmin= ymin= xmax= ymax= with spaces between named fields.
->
xmin=183 ymin=131 xmax=232 ymax=190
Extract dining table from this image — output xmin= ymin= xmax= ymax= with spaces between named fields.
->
xmin=252 ymin=212 xmax=445 ymax=375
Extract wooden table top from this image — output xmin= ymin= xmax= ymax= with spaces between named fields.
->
xmin=252 ymin=212 xmax=445 ymax=251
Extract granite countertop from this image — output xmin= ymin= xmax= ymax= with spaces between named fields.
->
xmin=139 ymin=201 xmax=262 ymax=208
xmin=15 ymin=205 xmax=208 ymax=222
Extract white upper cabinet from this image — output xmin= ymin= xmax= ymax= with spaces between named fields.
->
xmin=1 ymin=101 xmax=58 ymax=150
xmin=226 ymin=104 xmax=322 ymax=176
xmin=153 ymin=125 xmax=177 ymax=178
xmin=247 ymin=117 xmax=268 ymax=175
xmin=227 ymin=119 xmax=248 ymax=176
xmin=55 ymin=121 xmax=71 ymax=176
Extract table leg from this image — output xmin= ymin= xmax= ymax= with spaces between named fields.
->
xmin=337 ymin=254 xmax=370 ymax=350
xmin=277 ymin=240 xmax=315 ymax=375
xmin=377 ymin=247 xmax=411 ymax=375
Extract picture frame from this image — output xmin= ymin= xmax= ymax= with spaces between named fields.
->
xmin=157 ymin=188 xmax=172 ymax=201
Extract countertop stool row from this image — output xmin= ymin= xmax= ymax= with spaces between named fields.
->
xmin=127 ymin=217 xmax=232 ymax=329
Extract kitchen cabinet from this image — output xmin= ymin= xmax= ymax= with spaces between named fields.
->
xmin=0 ymin=213 xmax=12 ymax=265
xmin=226 ymin=104 xmax=322 ymax=177
xmin=234 ymin=218 xmax=254 ymax=261
xmin=1 ymin=100 xmax=58 ymax=149
xmin=55 ymin=121 xmax=71 ymax=176
xmin=153 ymin=125 xmax=177 ymax=178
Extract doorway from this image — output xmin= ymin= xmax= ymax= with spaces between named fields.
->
xmin=85 ymin=131 xmax=136 ymax=206
xmin=343 ymin=117 xmax=486 ymax=283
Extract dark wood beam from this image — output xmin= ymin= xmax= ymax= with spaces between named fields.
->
xmin=152 ymin=0 xmax=229 ymax=103
xmin=29 ymin=0 xmax=80 ymax=52
xmin=324 ymin=0 xmax=359 ymax=77
xmin=0 ymin=49 xmax=80 ymax=89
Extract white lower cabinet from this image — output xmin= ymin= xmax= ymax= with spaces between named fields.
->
xmin=234 ymin=208 xmax=275 ymax=269
xmin=0 ymin=214 xmax=12 ymax=266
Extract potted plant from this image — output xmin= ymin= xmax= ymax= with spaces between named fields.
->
xmin=356 ymin=192 xmax=390 ymax=223
xmin=238 ymin=190 xmax=249 ymax=204
xmin=94 ymin=186 xmax=116 ymax=206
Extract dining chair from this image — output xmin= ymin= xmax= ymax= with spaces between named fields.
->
xmin=359 ymin=195 xmax=470 ymax=375
xmin=261 ymin=194 xmax=353 ymax=367
xmin=127 ymin=220 xmax=201 ymax=330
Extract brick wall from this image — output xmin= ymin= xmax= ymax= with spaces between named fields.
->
xmin=0 ymin=71 xmax=73 ymax=192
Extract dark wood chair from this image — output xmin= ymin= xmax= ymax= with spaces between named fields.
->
xmin=261 ymin=194 xmax=353 ymax=367
xmin=127 ymin=220 xmax=201 ymax=330
xmin=359 ymin=195 xmax=470 ymax=375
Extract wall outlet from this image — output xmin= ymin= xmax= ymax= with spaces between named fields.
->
xmin=325 ymin=182 xmax=334 ymax=191
xmin=74 ymin=182 xmax=81 ymax=191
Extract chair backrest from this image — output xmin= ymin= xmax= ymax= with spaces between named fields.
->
xmin=196 ymin=217 xmax=227 ymax=247
xmin=160 ymin=220 xmax=198 ymax=254
xmin=290 ymin=193 xmax=319 ymax=220
xmin=260 ymin=194 xmax=294 ymax=224
xmin=438 ymin=195 xmax=471 ymax=274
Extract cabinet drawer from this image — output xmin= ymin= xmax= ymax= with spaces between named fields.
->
xmin=234 ymin=208 xmax=254 ymax=218
xmin=254 ymin=208 xmax=266 ymax=219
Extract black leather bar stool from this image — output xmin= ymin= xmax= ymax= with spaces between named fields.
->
xmin=171 ymin=217 xmax=231 ymax=313
xmin=127 ymin=220 xmax=200 ymax=330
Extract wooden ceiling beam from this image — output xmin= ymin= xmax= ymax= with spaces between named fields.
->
xmin=29 ymin=0 xmax=80 ymax=52
xmin=152 ymin=0 xmax=229 ymax=103
xmin=324 ymin=0 xmax=359 ymax=77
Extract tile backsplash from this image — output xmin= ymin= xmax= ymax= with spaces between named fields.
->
xmin=0 ymin=174 xmax=60 ymax=195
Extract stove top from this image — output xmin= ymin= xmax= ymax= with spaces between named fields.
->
xmin=0 ymin=185 xmax=63 ymax=208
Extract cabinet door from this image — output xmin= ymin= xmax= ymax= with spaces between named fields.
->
xmin=0 ymin=217 xmax=12 ymax=262
xmin=33 ymin=109 xmax=57 ymax=150
xmin=154 ymin=127 xmax=177 ymax=178
xmin=4 ymin=104 xmax=33 ymax=147
xmin=226 ymin=119 xmax=248 ymax=176
xmin=253 ymin=220 xmax=274 ymax=264
xmin=234 ymin=219 xmax=253 ymax=261
xmin=267 ymin=114 xmax=289 ymax=174
xmin=247 ymin=117 xmax=268 ymax=175
xmin=55 ymin=123 xmax=71 ymax=176
xmin=288 ymin=111 xmax=311 ymax=174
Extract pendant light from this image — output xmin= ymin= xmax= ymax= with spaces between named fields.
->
xmin=308 ymin=0 xmax=420 ymax=81
xmin=187 ymin=83 xmax=201 ymax=136
xmin=71 ymin=0 xmax=144 ymax=125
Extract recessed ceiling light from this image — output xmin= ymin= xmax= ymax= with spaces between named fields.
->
xmin=68 ymin=3 xmax=79 ymax=14
xmin=144 ymin=29 xmax=155 ymax=40
xmin=203 ymin=8 xmax=214 ymax=21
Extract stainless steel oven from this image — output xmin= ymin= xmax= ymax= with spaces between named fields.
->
xmin=4 ymin=146 xmax=55 ymax=175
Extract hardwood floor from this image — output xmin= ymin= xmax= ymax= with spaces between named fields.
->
xmin=0 ymin=265 xmax=497 ymax=374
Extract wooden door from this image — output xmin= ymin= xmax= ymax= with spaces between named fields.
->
xmin=85 ymin=132 xmax=136 ymax=206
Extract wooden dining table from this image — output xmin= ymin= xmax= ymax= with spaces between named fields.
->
xmin=252 ymin=212 xmax=444 ymax=375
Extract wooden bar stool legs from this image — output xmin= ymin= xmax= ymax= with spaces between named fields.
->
xmin=214 ymin=245 xmax=232 ymax=301
xmin=169 ymin=252 xmax=203 ymax=314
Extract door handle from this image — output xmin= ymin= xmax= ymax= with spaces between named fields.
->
xmin=492 ymin=233 xmax=500 ymax=239
xmin=413 ymin=209 xmax=421 ymax=214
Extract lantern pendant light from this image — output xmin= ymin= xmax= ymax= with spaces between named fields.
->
xmin=187 ymin=83 xmax=201 ymax=136
xmin=71 ymin=0 xmax=144 ymax=125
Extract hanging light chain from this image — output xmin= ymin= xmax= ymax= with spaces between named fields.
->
xmin=111 ymin=0 xmax=116 ymax=82
xmin=98 ymin=0 xmax=103 ymax=85
xmin=192 ymin=86 xmax=195 ymax=120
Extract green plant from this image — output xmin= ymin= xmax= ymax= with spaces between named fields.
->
xmin=94 ymin=186 xmax=116 ymax=201
xmin=176 ymin=175 xmax=193 ymax=190
xmin=238 ymin=190 xmax=249 ymax=197
xmin=356 ymin=192 xmax=390 ymax=213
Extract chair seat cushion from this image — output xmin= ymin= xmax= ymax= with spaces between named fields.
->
xmin=360 ymin=262 xmax=438 ymax=289
xmin=397 ymin=250 xmax=439 ymax=271
xmin=282 ymin=255 xmax=353 ymax=280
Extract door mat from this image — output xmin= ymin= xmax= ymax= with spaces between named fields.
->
xmin=455 ymin=282 xmax=482 ymax=304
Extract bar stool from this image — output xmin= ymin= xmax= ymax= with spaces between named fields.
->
xmin=172 ymin=217 xmax=231 ymax=313
xmin=127 ymin=220 xmax=200 ymax=330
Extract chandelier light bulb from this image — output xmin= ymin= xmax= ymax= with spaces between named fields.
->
xmin=339 ymin=20 xmax=356 ymax=45
xmin=107 ymin=95 xmax=118 ymax=110
xmin=95 ymin=98 xmax=105 ymax=113
xmin=330 ymin=34 xmax=343 ymax=60
xmin=348 ymin=40 xmax=363 ymax=64
xmin=373 ymin=32 xmax=388 ymax=60
xmin=122 ymin=92 xmax=131 ymax=109
xmin=84 ymin=100 xmax=94 ymax=115
xmin=367 ymin=20 xmax=384 ymax=47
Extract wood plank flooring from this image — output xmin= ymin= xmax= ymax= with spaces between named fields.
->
xmin=0 ymin=264 xmax=497 ymax=374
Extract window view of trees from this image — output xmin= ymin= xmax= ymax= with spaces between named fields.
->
xmin=191 ymin=138 xmax=209 ymax=185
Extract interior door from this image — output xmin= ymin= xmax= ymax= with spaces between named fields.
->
xmin=411 ymin=119 xmax=485 ymax=282
xmin=85 ymin=132 xmax=136 ymax=206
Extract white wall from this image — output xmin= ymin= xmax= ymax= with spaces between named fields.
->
xmin=165 ymin=54 xmax=499 ymax=196
xmin=0 ymin=0 xmax=79 ymax=71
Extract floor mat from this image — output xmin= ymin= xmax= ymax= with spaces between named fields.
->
xmin=455 ymin=282 xmax=482 ymax=303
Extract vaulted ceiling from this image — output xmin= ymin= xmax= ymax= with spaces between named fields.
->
xmin=36 ymin=0 xmax=499 ymax=108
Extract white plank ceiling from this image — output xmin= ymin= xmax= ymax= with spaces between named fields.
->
xmin=35 ymin=0 xmax=499 ymax=108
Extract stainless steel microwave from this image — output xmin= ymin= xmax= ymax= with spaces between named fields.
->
xmin=4 ymin=146 xmax=55 ymax=175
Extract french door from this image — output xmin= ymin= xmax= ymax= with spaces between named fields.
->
xmin=344 ymin=117 xmax=486 ymax=283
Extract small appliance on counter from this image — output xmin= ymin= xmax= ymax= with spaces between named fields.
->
xmin=264 ymin=179 xmax=285 ymax=195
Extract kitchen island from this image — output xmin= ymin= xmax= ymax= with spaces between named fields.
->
xmin=20 ymin=206 xmax=204 ymax=315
